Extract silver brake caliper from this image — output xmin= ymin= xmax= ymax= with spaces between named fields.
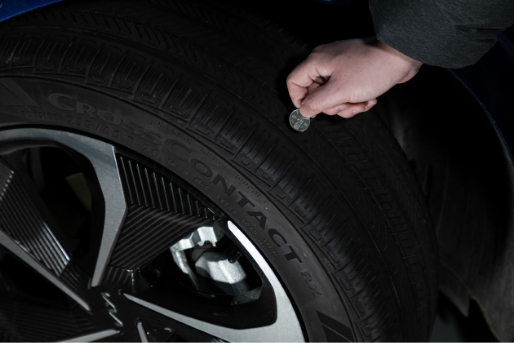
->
xmin=170 ymin=226 xmax=249 ymax=295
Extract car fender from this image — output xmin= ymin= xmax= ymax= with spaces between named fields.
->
xmin=450 ymin=28 xmax=514 ymax=164
xmin=0 ymin=0 xmax=61 ymax=22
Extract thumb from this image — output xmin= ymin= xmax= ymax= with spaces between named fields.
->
xmin=299 ymin=78 xmax=347 ymax=118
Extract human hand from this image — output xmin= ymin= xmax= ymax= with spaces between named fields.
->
xmin=286 ymin=38 xmax=423 ymax=118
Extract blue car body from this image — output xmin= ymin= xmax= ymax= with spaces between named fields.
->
xmin=0 ymin=0 xmax=61 ymax=22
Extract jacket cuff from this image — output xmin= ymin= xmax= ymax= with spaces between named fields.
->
xmin=370 ymin=0 xmax=505 ymax=68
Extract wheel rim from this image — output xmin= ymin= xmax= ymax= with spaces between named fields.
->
xmin=0 ymin=128 xmax=304 ymax=342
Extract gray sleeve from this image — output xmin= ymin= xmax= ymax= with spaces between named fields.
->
xmin=370 ymin=0 xmax=514 ymax=68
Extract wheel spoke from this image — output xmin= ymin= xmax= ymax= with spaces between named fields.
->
xmin=0 ymin=159 xmax=70 ymax=276
xmin=0 ymin=296 xmax=98 ymax=341
xmin=107 ymin=155 xmax=216 ymax=270
xmin=124 ymin=221 xmax=304 ymax=342
xmin=0 ymin=128 xmax=128 ymax=288
xmin=0 ymin=229 xmax=90 ymax=310
xmin=57 ymin=329 xmax=120 ymax=342
xmin=137 ymin=322 xmax=149 ymax=343
xmin=0 ymin=157 xmax=90 ymax=310
xmin=70 ymin=139 xmax=127 ymax=288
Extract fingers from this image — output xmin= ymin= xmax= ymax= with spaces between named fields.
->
xmin=286 ymin=56 xmax=327 ymax=109
xmin=307 ymin=81 xmax=322 ymax=93
xmin=286 ymin=80 xmax=308 ymax=109
xmin=324 ymin=99 xmax=377 ymax=118
xmin=299 ymin=79 xmax=378 ymax=118
xmin=323 ymin=103 xmax=352 ymax=115
xmin=286 ymin=62 xmax=313 ymax=108
xmin=336 ymin=100 xmax=377 ymax=118
xmin=288 ymin=55 xmax=378 ymax=119
xmin=286 ymin=38 xmax=423 ymax=122
xmin=299 ymin=78 xmax=347 ymax=117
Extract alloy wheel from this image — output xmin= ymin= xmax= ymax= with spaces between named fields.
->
xmin=0 ymin=128 xmax=304 ymax=342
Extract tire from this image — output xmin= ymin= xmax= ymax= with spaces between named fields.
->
xmin=0 ymin=0 xmax=438 ymax=341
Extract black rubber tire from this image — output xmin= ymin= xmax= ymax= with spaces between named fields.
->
xmin=0 ymin=0 xmax=438 ymax=341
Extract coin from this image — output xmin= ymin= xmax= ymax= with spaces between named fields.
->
xmin=289 ymin=109 xmax=310 ymax=132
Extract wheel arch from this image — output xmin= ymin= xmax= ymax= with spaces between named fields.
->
xmin=378 ymin=64 xmax=514 ymax=341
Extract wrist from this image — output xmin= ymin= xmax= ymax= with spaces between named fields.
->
xmin=376 ymin=40 xmax=422 ymax=67
xmin=373 ymin=39 xmax=423 ymax=83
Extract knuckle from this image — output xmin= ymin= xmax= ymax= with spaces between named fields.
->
xmin=307 ymin=52 xmax=323 ymax=63
xmin=286 ymin=72 xmax=298 ymax=85
xmin=313 ymin=44 xmax=327 ymax=53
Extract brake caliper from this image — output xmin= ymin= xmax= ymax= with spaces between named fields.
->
xmin=170 ymin=226 xmax=250 ymax=296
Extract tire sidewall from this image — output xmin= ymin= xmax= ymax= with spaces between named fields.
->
xmin=0 ymin=77 xmax=358 ymax=342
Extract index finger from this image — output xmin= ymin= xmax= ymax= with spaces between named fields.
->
xmin=286 ymin=57 xmax=324 ymax=109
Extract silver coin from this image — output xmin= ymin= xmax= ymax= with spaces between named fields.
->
xmin=289 ymin=109 xmax=310 ymax=132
